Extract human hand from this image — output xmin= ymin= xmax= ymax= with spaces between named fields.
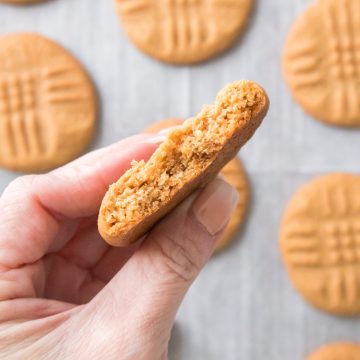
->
xmin=0 ymin=133 xmax=239 ymax=360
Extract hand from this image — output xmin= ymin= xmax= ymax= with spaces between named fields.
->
xmin=0 ymin=133 xmax=239 ymax=360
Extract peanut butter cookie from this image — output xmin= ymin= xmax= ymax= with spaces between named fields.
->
xmin=115 ymin=0 xmax=253 ymax=64
xmin=99 ymin=81 xmax=268 ymax=247
xmin=145 ymin=118 xmax=250 ymax=253
xmin=217 ymin=157 xmax=249 ymax=252
xmin=283 ymin=0 xmax=360 ymax=127
xmin=280 ymin=173 xmax=360 ymax=315
xmin=0 ymin=33 xmax=96 ymax=172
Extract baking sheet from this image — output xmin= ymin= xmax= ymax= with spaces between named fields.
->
xmin=0 ymin=0 xmax=359 ymax=359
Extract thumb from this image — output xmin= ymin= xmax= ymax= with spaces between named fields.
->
xmin=82 ymin=178 xmax=239 ymax=357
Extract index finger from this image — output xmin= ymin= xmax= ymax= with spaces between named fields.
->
xmin=0 ymin=134 xmax=159 ymax=268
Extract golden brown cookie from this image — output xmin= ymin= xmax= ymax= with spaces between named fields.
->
xmin=283 ymin=0 xmax=360 ymax=127
xmin=280 ymin=173 xmax=360 ymax=316
xmin=144 ymin=118 xmax=250 ymax=252
xmin=115 ymin=0 xmax=253 ymax=64
xmin=99 ymin=80 xmax=268 ymax=246
xmin=216 ymin=157 xmax=249 ymax=251
xmin=0 ymin=33 xmax=96 ymax=173
xmin=307 ymin=343 xmax=360 ymax=360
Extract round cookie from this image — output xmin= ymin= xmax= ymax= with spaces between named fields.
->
xmin=280 ymin=173 xmax=360 ymax=316
xmin=307 ymin=343 xmax=360 ymax=360
xmin=283 ymin=0 xmax=360 ymax=127
xmin=144 ymin=119 xmax=250 ymax=252
xmin=215 ymin=157 xmax=249 ymax=252
xmin=0 ymin=33 xmax=96 ymax=173
xmin=115 ymin=0 xmax=253 ymax=64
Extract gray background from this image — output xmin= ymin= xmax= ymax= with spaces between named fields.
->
xmin=0 ymin=0 xmax=360 ymax=359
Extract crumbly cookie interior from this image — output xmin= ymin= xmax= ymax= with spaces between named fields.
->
xmin=101 ymin=81 xmax=265 ymax=234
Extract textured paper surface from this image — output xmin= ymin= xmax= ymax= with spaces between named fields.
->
xmin=0 ymin=0 xmax=359 ymax=359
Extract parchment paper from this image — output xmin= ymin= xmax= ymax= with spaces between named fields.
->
xmin=0 ymin=0 xmax=359 ymax=359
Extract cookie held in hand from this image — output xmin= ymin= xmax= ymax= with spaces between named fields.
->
xmin=98 ymin=81 xmax=269 ymax=247
xmin=144 ymin=118 xmax=250 ymax=253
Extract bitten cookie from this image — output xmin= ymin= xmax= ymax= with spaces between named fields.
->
xmin=280 ymin=173 xmax=360 ymax=316
xmin=99 ymin=80 xmax=268 ymax=247
xmin=145 ymin=118 xmax=250 ymax=253
xmin=307 ymin=343 xmax=360 ymax=360
xmin=283 ymin=0 xmax=360 ymax=127
xmin=0 ymin=33 xmax=96 ymax=172
xmin=115 ymin=0 xmax=253 ymax=64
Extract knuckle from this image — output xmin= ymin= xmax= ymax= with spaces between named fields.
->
xmin=152 ymin=231 xmax=202 ymax=283
xmin=3 ymin=175 xmax=38 ymax=196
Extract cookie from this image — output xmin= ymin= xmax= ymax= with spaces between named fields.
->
xmin=0 ymin=33 xmax=96 ymax=172
xmin=99 ymin=80 xmax=268 ymax=246
xmin=307 ymin=343 xmax=360 ymax=360
xmin=216 ymin=158 xmax=249 ymax=251
xmin=144 ymin=118 xmax=250 ymax=252
xmin=283 ymin=0 xmax=360 ymax=127
xmin=115 ymin=0 xmax=253 ymax=64
xmin=280 ymin=173 xmax=360 ymax=315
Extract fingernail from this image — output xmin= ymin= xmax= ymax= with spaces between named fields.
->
xmin=144 ymin=134 xmax=167 ymax=144
xmin=192 ymin=178 xmax=239 ymax=235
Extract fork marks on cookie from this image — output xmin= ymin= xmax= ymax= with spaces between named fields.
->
xmin=42 ymin=66 xmax=89 ymax=104
xmin=322 ymin=0 xmax=360 ymax=119
xmin=325 ymin=267 xmax=359 ymax=308
xmin=284 ymin=0 xmax=360 ymax=125
xmin=117 ymin=0 xmax=251 ymax=63
xmin=0 ymin=73 xmax=44 ymax=160
xmin=0 ymin=66 xmax=90 ymax=165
